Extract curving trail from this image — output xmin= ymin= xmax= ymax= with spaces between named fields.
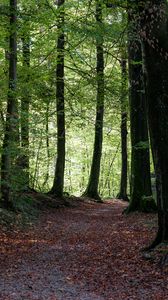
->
xmin=0 ymin=199 xmax=168 ymax=300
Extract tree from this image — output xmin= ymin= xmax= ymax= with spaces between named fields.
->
xmin=117 ymin=57 xmax=129 ymax=201
xmin=83 ymin=0 xmax=104 ymax=201
xmin=1 ymin=0 xmax=19 ymax=208
xmin=136 ymin=0 xmax=168 ymax=246
xmin=50 ymin=0 xmax=65 ymax=197
xmin=126 ymin=18 xmax=156 ymax=213
xmin=20 ymin=22 xmax=31 ymax=188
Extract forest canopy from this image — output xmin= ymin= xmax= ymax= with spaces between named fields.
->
xmin=0 ymin=0 xmax=127 ymax=198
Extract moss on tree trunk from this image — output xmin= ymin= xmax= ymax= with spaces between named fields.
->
xmin=140 ymin=0 xmax=168 ymax=246
xmin=126 ymin=15 xmax=156 ymax=213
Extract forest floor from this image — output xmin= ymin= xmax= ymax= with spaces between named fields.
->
xmin=0 ymin=198 xmax=168 ymax=300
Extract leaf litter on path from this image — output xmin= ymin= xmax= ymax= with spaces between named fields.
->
xmin=0 ymin=199 xmax=168 ymax=299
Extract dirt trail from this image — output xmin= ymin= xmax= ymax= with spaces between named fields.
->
xmin=0 ymin=199 xmax=168 ymax=300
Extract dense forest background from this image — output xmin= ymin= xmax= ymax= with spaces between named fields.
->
xmin=2 ymin=1 xmax=168 ymax=298
xmin=0 ymin=0 xmax=131 ymax=198
xmin=1 ymin=0 xmax=168 ymax=248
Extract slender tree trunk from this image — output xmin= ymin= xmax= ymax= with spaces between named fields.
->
xmin=50 ymin=0 xmax=65 ymax=197
xmin=138 ymin=0 xmax=168 ymax=246
xmin=126 ymin=17 xmax=156 ymax=213
xmin=1 ymin=0 xmax=18 ymax=208
xmin=117 ymin=58 xmax=129 ymax=201
xmin=20 ymin=34 xmax=30 ymax=188
xmin=83 ymin=0 xmax=104 ymax=201
xmin=42 ymin=100 xmax=50 ymax=189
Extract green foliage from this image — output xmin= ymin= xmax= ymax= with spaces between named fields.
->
xmin=134 ymin=141 xmax=149 ymax=150
xmin=0 ymin=0 xmax=129 ymax=204
xmin=0 ymin=193 xmax=38 ymax=228
xmin=13 ymin=193 xmax=33 ymax=211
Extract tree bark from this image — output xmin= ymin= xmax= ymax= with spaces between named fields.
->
xmin=137 ymin=0 xmax=168 ymax=245
xmin=50 ymin=0 xmax=65 ymax=197
xmin=83 ymin=0 xmax=104 ymax=201
xmin=20 ymin=33 xmax=30 ymax=188
xmin=117 ymin=58 xmax=129 ymax=201
xmin=1 ymin=0 xmax=18 ymax=208
xmin=126 ymin=14 xmax=156 ymax=213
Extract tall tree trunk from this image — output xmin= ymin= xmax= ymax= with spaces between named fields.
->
xmin=126 ymin=17 xmax=156 ymax=213
xmin=50 ymin=0 xmax=65 ymax=197
xmin=20 ymin=33 xmax=30 ymax=188
xmin=83 ymin=0 xmax=104 ymax=201
xmin=137 ymin=0 xmax=168 ymax=246
xmin=1 ymin=0 xmax=18 ymax=208
xmin=117 ymin=58 xmax=129 ymax=201
xmin=42 ymin=100 xmax=50 ymax=189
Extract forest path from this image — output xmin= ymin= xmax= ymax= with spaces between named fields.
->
xmin=0 ymin=199 xmax=168 ymax=300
